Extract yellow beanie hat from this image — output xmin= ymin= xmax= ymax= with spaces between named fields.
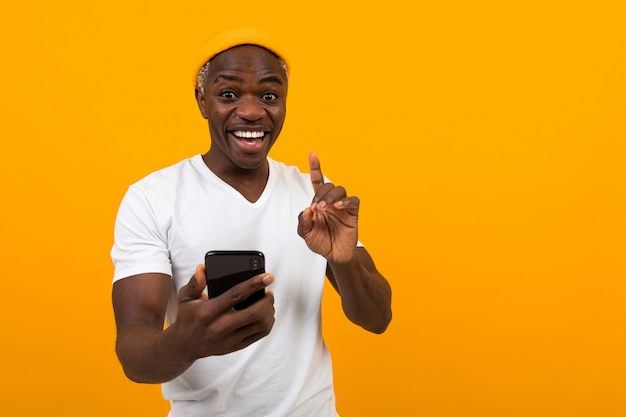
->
xmin=194 ymin=28 xmax=289 ymax=87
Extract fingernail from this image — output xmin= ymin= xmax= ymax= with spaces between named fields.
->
xmin=262 ymin=274 xmax=274 ymax=285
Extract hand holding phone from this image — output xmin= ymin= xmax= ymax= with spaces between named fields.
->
xmin=173 ymin=262 xmax=275 ymax=359
xmin=205 ymin=250 xmax=266 ymax=310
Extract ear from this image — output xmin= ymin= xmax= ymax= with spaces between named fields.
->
xmin=195 ymin=87 xmax=208 ymax=119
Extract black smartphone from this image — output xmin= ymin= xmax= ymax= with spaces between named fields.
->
xmin=205 ymin=250 xmax=266 ymax=310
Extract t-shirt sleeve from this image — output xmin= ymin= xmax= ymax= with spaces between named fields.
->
xmin=110 ymin=184 xmax=172 ymax=283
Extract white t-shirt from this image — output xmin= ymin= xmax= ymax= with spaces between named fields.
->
xmin=111 ymin=155 xmax=339 ymax=417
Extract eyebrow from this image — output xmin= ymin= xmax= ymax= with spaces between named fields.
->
xmin=213 ymin=74 xmax=284 ymax=86
xmin=214 ymin=74 xmax=244 ymax=84
xmin=258 ymin=75 xmax=284 ymax=86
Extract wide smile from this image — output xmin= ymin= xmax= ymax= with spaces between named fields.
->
xmin=231 ymin=130 xmax=267 ymax=139
xmin=228 ymin=130 xmax=269 ymax=152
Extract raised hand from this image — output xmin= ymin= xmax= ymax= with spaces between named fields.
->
xmin=297 ymin=152 xmax=359 ymax=263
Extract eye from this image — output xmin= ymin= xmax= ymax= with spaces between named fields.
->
xmin=219 ymin=91 xmax=237 ymax=99
xmin=261 ymin=92 xmax=278 ymax=101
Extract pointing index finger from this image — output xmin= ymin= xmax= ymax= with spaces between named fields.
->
xmin=309 ymin=152 xmax=324 ymax=193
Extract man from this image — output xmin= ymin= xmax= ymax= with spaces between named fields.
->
xmin=111 ymin=28 xmax=392 ymax=417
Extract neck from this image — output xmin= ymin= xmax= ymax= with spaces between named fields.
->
xmin=202 ymin=153 xmax=269 ymax=203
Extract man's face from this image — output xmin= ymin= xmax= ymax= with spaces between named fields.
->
xmin=196 ymin=45 xmax=288 ymax=172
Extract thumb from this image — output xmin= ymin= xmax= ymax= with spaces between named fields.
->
xmin=178 ymin=264 xmax=207 ymax=303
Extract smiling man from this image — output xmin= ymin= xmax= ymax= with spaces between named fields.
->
xmin=111 ymin=28 xmax=392 ymax=417
xmin=197 ymin=43 xmax=287 ymax=202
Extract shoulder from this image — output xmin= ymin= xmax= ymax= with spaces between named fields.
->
xmin=268 ymin=157 xmax=304 ymax=175
xmin=124 ymin=155 xmax=208 ymax=201
xmin=268 ymin=158 xmax=312 ymax=188
xmin=268 ymin=158 xmax=317 ymax=198
xmin=131 ymin=156 xmax=200 ymax=190
xmin=117 ymin=155 xmax=205 ymax=217
xmin=268 ymin=157 xmax=331 ymax=189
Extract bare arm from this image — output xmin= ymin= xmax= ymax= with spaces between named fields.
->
xmin=112 ymin=265 xmax=275 ymax=383
xmin=113 ymin=272 xmax=194 ymax=382
xmin=326 ymin=247 xmax=392 ymax=333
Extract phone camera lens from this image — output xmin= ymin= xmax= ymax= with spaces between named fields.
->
xmin=250 ymin=257 xmax=260 ymax=270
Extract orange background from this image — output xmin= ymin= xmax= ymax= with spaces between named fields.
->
xmin=1 ymin=1 xmax=625 ymax=416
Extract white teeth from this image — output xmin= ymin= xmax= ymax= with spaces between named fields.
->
xmin=233 ymin=131 xmax=265 ymax=139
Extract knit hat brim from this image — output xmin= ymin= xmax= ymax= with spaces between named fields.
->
xmin=194 ymin=28 xmax=289 ymax=86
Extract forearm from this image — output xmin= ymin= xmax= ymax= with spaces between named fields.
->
xmin=327 ymin=249 xmax=392 ymax=334
xmin=116 ymin=323 xmax=194 ymax=384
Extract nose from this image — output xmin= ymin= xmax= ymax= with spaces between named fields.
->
xmin=235 ymin=95 xmax=264 ymax=122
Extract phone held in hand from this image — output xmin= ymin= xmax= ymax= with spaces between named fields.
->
xmin=205 ymin=250 xmax=266 ymax=310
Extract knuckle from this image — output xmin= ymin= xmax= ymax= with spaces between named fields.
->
xmin=208 ymin=321 xmax=225 ymax=337
xmin=254 ymin=313 xmax=275 ymax=337
xmin=252 ymin=298 xmax=275 ymax=324
xmin=266 ymin=313 xmax=276 ymax=331
xmin=229 ymin=285 xmax=245 ymax=303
